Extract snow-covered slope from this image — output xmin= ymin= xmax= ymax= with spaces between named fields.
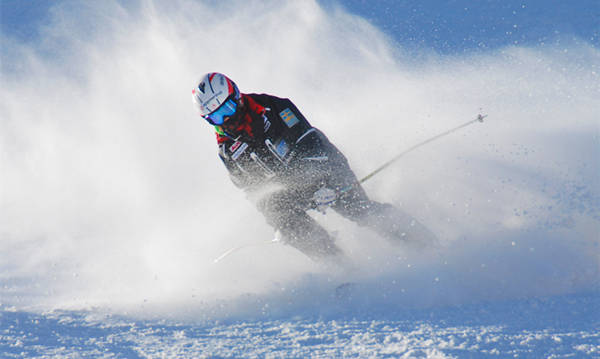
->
xmin=2 ymin=292 xmax=598 ymax=358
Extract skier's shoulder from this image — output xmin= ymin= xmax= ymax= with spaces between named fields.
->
xmin=245 ymin=93 xmax=310 ymax=130
xmin=245 ymin=93 xmax=297 ymax=111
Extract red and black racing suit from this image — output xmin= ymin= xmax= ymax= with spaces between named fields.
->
xmin=215 ymin=93 xmax=428 ymax=260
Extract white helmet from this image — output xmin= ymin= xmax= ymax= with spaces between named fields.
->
xmin=192 ymin=72 xmax=240 ymax=118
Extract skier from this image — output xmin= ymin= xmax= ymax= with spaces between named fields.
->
xmin=192 ymin=72 xmax=434 ymax=261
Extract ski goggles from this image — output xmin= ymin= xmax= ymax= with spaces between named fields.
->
xmin=203 ymin=98 xmax=238 ymax=125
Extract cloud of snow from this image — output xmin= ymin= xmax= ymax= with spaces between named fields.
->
xmin=1 ymin=0 xmax=598 ymax=318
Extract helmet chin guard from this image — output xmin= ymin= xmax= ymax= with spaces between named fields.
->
xmin=192 ymin=72 xmax=240 ymax=117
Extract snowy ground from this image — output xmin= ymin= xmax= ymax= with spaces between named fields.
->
xmin=1 ymin=0 xmax=599 ymax=358
xmin=2 ymin=292 xmax=599 ymax=358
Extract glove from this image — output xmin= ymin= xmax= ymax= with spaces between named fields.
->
xmin=312 ymin=187 xmax=337 ymax=213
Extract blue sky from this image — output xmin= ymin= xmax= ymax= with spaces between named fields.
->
xmin=332 ymin=0 xmax=599 ymax=53
xmin=2 ymin=0 xmax=599 ymax=53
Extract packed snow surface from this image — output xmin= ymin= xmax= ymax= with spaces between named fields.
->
xmin=2 ymin=292 xmax=599 ymax=358
xmin=1 ymin=0 xmax=598 ymax=357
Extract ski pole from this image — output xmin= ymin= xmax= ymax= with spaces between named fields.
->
xmin=213 ymin=235 xmax=281 ymax=263
xmin=339 ymin=113 xmax=487 ymax=194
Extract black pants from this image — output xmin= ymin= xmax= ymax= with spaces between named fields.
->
xmin=255 ymin=133 xmax=435 ymax=260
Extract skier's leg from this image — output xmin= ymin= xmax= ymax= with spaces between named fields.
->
xmin=339 ymin=194 xmax=436 ymax=245
xmin=255 ymin=189 xmax=342 ymax=260
xmin=326 ymin=157 xmax=436 ymax=246
xmin=332 ymin=185 xmax=436 ymax=246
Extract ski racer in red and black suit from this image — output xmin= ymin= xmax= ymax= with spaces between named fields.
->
xmin=192 ymin=72 xmax=435 ymax=260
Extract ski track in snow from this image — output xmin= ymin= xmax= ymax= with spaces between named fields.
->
xmin=1 ymin=0 xmax=600 ymax=358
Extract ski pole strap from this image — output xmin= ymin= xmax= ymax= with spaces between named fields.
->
xmin=339 ymin=113 xmax=487 ymax=194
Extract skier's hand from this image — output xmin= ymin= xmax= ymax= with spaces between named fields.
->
xmin=312 ymin=187 xmax=337 ymax=213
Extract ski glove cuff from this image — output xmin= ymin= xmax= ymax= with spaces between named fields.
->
xmin=312 ymin=187 xmax=337 ymax=213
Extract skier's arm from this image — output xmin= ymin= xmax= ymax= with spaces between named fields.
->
xmin=275 ymin=99 xmax=354 ymax=209
xmin=290 ymin=127 xmax=337 ymax=186
xmin=272 ymin=101 xmax=337 ymax=190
